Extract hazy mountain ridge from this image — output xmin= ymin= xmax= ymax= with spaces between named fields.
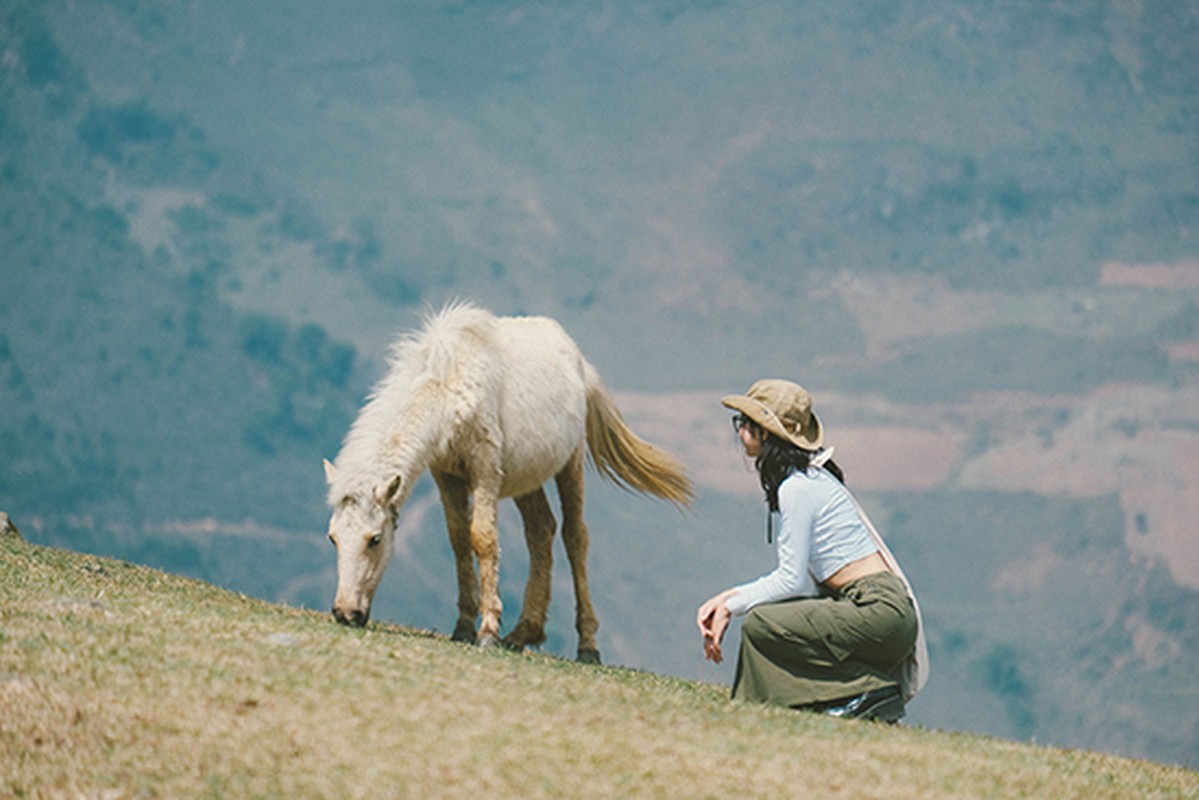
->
xmin=2 ymin=0 xmax=1198 ymax=766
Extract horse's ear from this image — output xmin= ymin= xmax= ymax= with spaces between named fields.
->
xmin=323 ymin=458 xmax=337 ymax=485
xmin=374 ymin=474 xmax=403 ymax=508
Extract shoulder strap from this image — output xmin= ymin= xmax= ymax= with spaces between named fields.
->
xmin=847 ymin=490 xmax=930 ymax=701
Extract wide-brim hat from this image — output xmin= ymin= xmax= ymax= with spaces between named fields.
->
xmin=721 ymin=379 xmax=823 ymax=450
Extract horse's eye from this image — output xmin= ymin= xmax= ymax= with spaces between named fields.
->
xmin=327 ymin=533 xmax=337 ymax=548
xmin=367 ymin=534 xmax=383 ymax=549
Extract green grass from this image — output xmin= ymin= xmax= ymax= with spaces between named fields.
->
xmin=2 ymin=533 xmax=1196 ymax=800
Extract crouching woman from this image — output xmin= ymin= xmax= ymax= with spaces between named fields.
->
xmin=697 ymin=380 xmax=929 ymax=721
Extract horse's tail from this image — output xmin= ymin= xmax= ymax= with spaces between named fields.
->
xmin=584 ymin=363 xmax=693 ymax=508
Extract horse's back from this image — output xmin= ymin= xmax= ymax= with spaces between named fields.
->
xmin=493 ymin=315 xmax=586 ymax=388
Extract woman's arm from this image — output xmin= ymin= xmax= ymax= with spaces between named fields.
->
xmin=724 ymin=476 xmax=819 ymax=616
xmin=697 ymin=588 xmax=738 ymax=663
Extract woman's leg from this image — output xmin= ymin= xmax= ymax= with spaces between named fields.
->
xmin=732 ymin=573 xmax=916 ymax=708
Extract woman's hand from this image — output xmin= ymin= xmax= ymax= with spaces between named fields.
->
xmin=697 ymin=591 xmax=735 ymax=664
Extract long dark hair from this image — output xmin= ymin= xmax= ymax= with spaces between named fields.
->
xmin=752 ymin=424 xmax=846 ymax=513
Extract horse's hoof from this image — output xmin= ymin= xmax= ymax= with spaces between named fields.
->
xmin=477 ymin=632 xmax=501 ymax=649
xmin=503 ymin=620 xmax=547 ymax=650
xmin=451 ymin=620 xmax=477 ymax=644
xmin=499 ymin=631 xmax=528 ymax=652
xmin=577 ymin=648 xmax=602 ymax=665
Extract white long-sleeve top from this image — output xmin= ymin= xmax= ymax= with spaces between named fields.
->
xmin=724 ymin=466 xmax=878 ymax=616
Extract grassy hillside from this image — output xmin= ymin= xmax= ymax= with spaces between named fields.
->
xmin=3 ymin=534 xmax=1196 ymax=800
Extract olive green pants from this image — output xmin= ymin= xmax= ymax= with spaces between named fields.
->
xmin=731 ymin=571 xmax=918 ymax=707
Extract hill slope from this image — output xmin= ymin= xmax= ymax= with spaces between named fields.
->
xmin=3 ymin=534 xmax=1196 ymax=799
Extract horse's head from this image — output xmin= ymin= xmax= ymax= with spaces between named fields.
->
xmin=324 ymin=459 xmax=404 ymax=627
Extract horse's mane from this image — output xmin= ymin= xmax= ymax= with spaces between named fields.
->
xmin=327 ymin=301 xmax=496 ymax=503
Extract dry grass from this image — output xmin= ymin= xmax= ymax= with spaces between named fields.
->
xmin=2 ymin=535 xmax=1196 ymax=799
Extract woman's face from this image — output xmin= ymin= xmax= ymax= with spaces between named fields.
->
xmin=735 ymin=415 xmax=763 ymax=458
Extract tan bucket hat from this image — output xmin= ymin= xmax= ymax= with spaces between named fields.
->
xmin=721 ymin=379 xmax=823 ymax=450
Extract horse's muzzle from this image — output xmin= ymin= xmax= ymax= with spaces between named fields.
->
xmin=332 ymin=606 xmax=370 ymax=627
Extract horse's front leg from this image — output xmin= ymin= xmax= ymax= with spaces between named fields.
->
xmin=433 ymin=471 xmax=478 ymax=644
xmin=470 ymin=474 xmax=504 ymax=648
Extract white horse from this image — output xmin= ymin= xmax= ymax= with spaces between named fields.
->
xmin=323 ymin=303 xmax=692 ymax=663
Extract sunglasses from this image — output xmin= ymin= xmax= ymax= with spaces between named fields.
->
xmin=731 ymin=413 xmax=752 ymax=432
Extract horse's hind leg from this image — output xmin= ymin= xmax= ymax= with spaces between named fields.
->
xmin=556 ymin=447 xmax=601 ymax=664
xmin=433 ymin=470 xmax=479 ymax=644
xmin=503 ymin=488 xmax=555 ymax=651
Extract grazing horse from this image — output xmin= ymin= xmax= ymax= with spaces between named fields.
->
xmin=323 ymin=303 xmax=692 ymax=663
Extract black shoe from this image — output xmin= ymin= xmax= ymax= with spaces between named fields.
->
xmin=816 ymin=686 xmax=905 ymax=722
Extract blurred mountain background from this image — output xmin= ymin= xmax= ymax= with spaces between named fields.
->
xmin=2 ymin=0 xmax=1196 ymax=766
